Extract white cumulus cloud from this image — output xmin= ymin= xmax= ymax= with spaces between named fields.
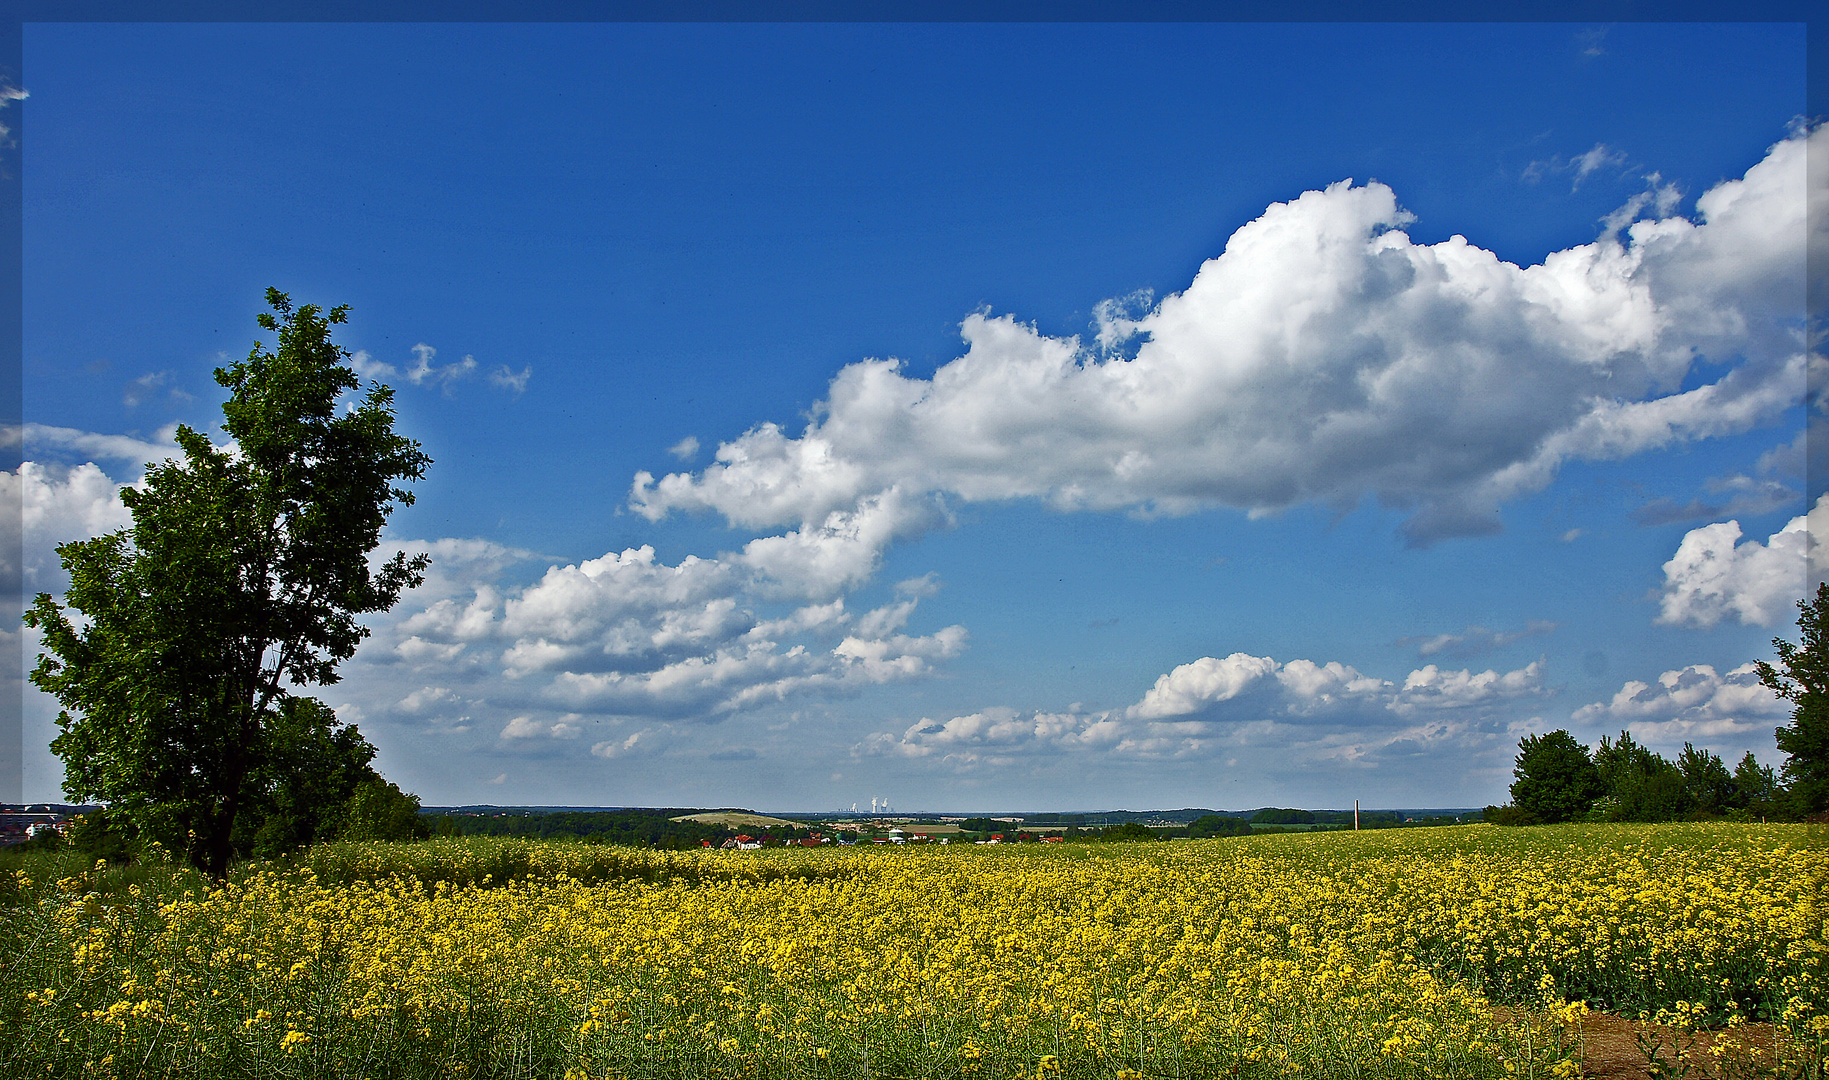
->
xmin=1572 ymin=663 xmax=1786 ymax=747
xmin=1657 ymin=494 xmax=1826 ymax=628
xmin=10 ymin=422 xmax=179 ymax=467
xmin=347 ymin=349 xmax=399 ymax=381
xmin=734 ymin=486 xmax=944 ymax=600
xmin=870 ymin=651 xmax=1547 ymax=769
xmin=359 ymin=534 xmax=969 ymax=727
xmin=1127 ymin=653 xmax=1280 ymax=720
xmin=1 ymin=460 xmax=136 ymax=592
xmin=633 ymin=128 xmax=1815 ymax=547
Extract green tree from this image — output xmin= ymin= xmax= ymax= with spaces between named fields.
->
xmin=1757 ymin=582 xmax=1829 ymax=817
xmin=1188 ymin=814 xmax=1251 ymax=838
xmin=1592 ymin=730 xmax=1689 ymax=822
xmin=1675 ymin=742 xmax=1734 ymax=818
xmin=1612 ymin=759 xmax=1690 ymax=822
xmin=238 ymin=697 xmax=387 ymax=858
xmin=1593 ymin=730 xmax=1653 ymax=795
xmin=1483 ymin=804 xmax=1537 ymax=826
xmin=68 ymin=808 xmax=137 ymax=864
xmin=1250 ymin=808 xmax=1315 ymax=825
xmin=24 ymin=290 xmax=431 ymax=877
xmin=1509 ymin=729 xmax=1603 ymax=824
xmin=1730 ymin=752 xmax=1782 ymax=819
xmin=332 ymin=775 xmax=429 ymax=842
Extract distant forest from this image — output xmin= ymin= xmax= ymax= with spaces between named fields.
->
xmin=423 ymin=808 xmax=783 ymax=849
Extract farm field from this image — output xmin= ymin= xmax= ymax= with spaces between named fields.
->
xmin=1 ymin=823 xmax=1822 ymax=1080
xmin=667 ymin=813 xmax=808 ymax=830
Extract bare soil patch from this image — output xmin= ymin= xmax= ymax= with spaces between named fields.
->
xmin=1495 ymin=1008 xmax=1780 ymax=1079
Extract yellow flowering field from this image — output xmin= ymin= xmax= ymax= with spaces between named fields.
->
xmin=1 ymin=824 xmax=1822 ymax=1080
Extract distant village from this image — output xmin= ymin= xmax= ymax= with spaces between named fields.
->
xmin=0 ymin=804 xmax=89 ymax=846
xmin=712 ymin=820 xmax=1064 ymax=849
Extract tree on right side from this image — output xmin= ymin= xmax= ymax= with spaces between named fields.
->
xmin=1756 ymin=581 xmax=1829 ymax=818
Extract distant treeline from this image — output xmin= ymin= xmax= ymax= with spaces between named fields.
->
xmin=959 ymin=807 xmax=1477 ymax=830
xmin=423 ymin=809 xmax=804 ymax=849
xmin=909 ymin=810 xmax=1477 ymax=842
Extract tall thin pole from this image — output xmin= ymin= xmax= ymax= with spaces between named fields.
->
xmin=1354 ymin=800 xmax=1359 ymax=831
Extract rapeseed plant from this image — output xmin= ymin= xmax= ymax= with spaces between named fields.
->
xmin=0 ymin=824 xmax=1819 ymax=1079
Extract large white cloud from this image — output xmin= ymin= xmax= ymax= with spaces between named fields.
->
xmin=1571 ymin=663 xmax=1786 ymax=748
xmin=499 ymin=546 xmax=748 ymax=675
xmin=734 ymin=486 xmax=945 ymax=600
xmin=635 ymin=127 xmax=1815 ymax=545
xmin=1 ymin=461 xmax=136 ymax=593
xmin=1126 ymin=653 xmax=1546 ymax=724
xmin=545 ymin=620 xmax=967 ymax=719
xmin=1127 ymin=652 xmax=1281 ymax=720
xmin=9 ymin=426 xmax=972 ymax=750
xmin=371 ymin=534 xmax=969 ymax=724
xmin=2 ymin=424 xmax=238 ymax=594
xmin=1657 ymin=493 xmax=1826 ymax=628
xmin=870 ymin=651 xmax=1547 ymax=769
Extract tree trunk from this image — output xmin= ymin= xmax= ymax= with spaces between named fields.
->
xmin=202 ymin=721 xmax=251 ymax=879
xmin=202 ymin=798 xmax=238 ymax=879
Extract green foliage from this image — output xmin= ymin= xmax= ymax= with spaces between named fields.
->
xmin=332 ymin=776 xmax=429 ymax=842
xmin=236 ymin=697 xmax=384 ymax=857
xmin=437 ymin=809 xmax=738 ymax=848
xmin=1100 ymin=821 xmax=1159 ymax=841
xmin=68 ymin=808 xmax=138 ymax=865
xmin=1509 ymin=729 xmax=1603 ymax=824
xmin=1504 ymin=728 xmax=1791 ymax=825
xmin=1251 ymin=807 xmax=1316 ymax=825
xmin=1731 ymin=751 xmax=1784 ymax=820
xmin=23 ymin=290 xmax=431 ymax=877
xmin=1593 ymin=731 xmax=1689 ymax=822
xmin=1593 ymin=729 xmax=1653 ymax=794
xmin=1675 ymin=742 xmax=1735 ymax=818
xmin=1483 ymin=804 xmax=1537 ymax=826
xmin=15 ymin=826 xmax=67 ymax=854
xmin=1611 ymin=760 xmax=1689 ymax=822
xmin=1758 ymin=581 xmax=1829 ymax=816
xmin=1188 ymin=814 xmax=1252 ymax=838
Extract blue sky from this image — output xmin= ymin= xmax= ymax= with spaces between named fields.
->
xmin=8 ymin=21 xmax=1818 ymax=811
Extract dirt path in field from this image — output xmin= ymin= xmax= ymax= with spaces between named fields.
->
xmin=1496 ymin=1009 xmax=1781 ymax=1079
